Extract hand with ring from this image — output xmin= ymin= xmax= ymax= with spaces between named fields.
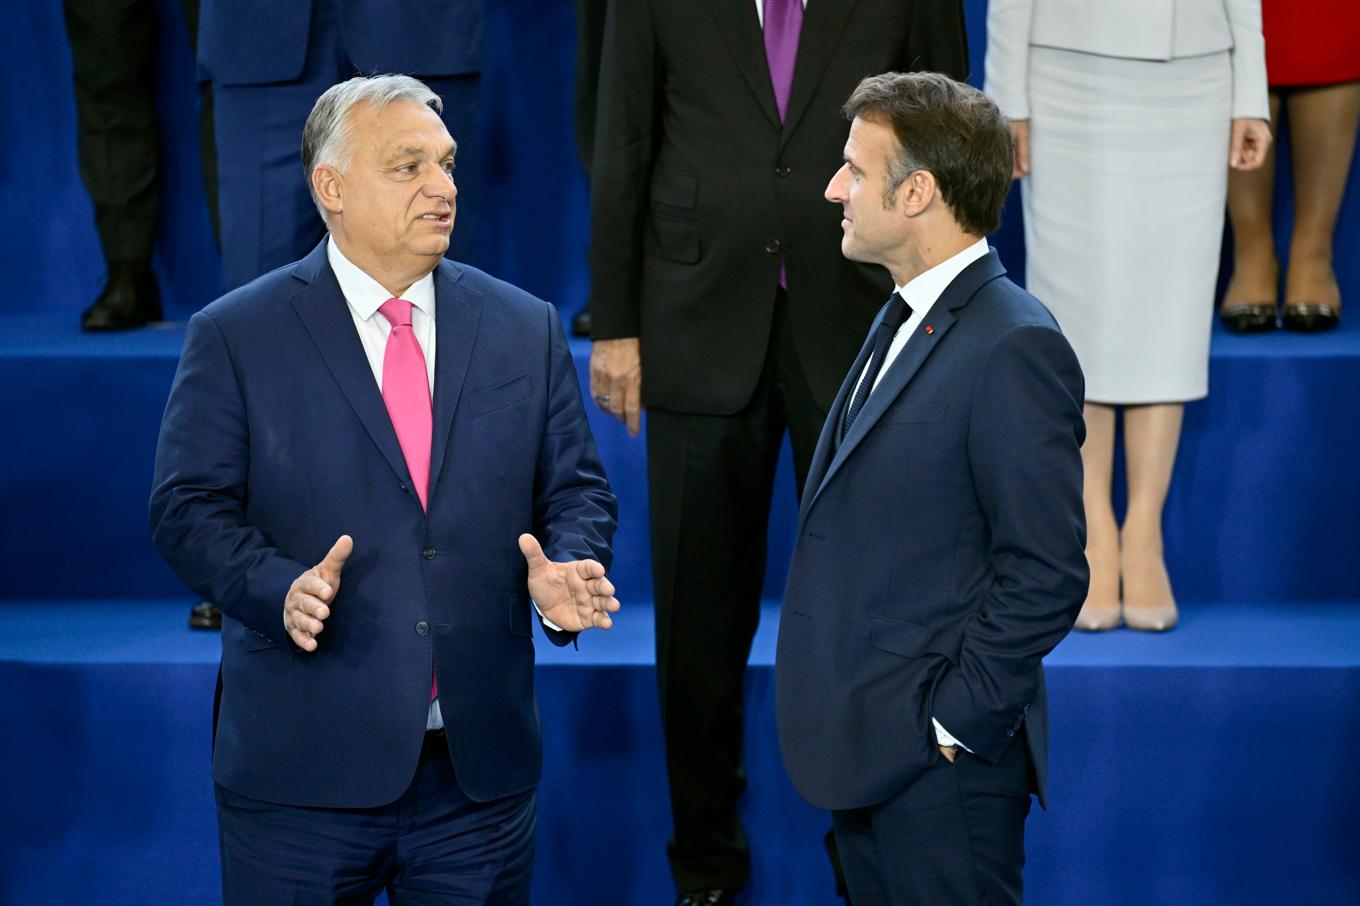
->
xmin=589 ymin=338 xmax=642 ymax=436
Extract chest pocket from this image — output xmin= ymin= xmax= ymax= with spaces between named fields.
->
xmin=884 ymin=401 xmax=948 ymax=425
xmin=468 ymin=375 xmax=531 ymax=417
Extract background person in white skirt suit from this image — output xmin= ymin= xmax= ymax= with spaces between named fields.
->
xmin=985 ymin=0 xmax=1272 ymax=632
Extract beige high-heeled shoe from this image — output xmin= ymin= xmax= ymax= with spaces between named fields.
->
xmin=1123 ymin=601 xmax=1178 ymax=632
xmin=1074 ymin=599 xmax=1121 ymax=632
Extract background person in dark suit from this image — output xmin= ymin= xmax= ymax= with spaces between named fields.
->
xmin=586 ymin=2 xmax=968 ymax=902
xmin=199 ymin=0 xmax=485 ymax=290
xmin=149 ymin=75 xmax=618 ymax=904
xmin=776 ymin=72 xmax=1087 ymax=906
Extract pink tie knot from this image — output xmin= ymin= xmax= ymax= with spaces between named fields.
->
xmin=379 ymin=298 xmax=414 ymax=329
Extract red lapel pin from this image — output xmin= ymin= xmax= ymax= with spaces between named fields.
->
xmin=924 ymin=325 xmax=934 ymax=335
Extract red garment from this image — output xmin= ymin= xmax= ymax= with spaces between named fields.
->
xmin=1263 ymin=0 xmax=1360 ymax=86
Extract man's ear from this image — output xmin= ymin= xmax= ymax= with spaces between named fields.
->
xmin=312 ymin=165 xmax=344 ymax=216
xmin=900 ymin=169 xmax=937 ymax=219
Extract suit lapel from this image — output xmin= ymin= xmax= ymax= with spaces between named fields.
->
xmin=796 ymin=299 xmax=880 ymax=531
xmin=780 ymin=0 xmax=860 ymax=148
xmin=289 ymin=241 xmax=413 ymax=492
xmin=805 ymin=252 xmax=1007 ymax=515
xmin=426 ymin=261 xmax=483 ymax=502
xmin=707 ymin=0 xmax=781 ymax=131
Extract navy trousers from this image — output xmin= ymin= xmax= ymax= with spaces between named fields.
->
xmin=216 ymin=732 xmax=535 ymax=905
xmin=831 ymin=735 xmax=1033 ymax=906
xmin=211 ymin=0 xmax=481 ymax=291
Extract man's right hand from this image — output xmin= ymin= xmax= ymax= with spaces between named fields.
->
xmin=1009 ymin=119 xmax=1030 ymax=179
xmin=283 ymin=535 xmax=352 ymax=652
xmin=589 ymin=337 xmax=643 ymax=437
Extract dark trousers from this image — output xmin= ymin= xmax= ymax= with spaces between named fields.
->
xmin=63 ymin=0 xmax=215 ymax=267
xmin=217 ymin=732 xmax=535 ymax=906
xmin=646 ymin=291 xmax=827 ymax=892
xmin=212 ymin=0 xmax=480 ymax=290
xmin=832 ymin=737 xmax=1033 ymax=906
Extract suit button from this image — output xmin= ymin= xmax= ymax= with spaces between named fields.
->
xmin=764 ymin=239 xmax=781 ymax=254
xmin=415 ymin=621 xmax=430 ymax=636
xmin=1005 ymin=729 xmax=1016 ymax=738
xmin=422 ymin=545 xmax=436 ymax=560
xmin=775 ymin=164 xmax=791 ymax=177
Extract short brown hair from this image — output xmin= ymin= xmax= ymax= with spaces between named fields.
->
xmin=844 ymin=72 xmax=1012 ymax=236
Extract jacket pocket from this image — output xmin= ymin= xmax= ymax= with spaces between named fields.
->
xmin=870 ymin=614 xmax=962 ymax=663
xmin=509 ymin=592 xmax=533 ymax=638
xmin=644 ymin=212 xmax=701 ymax=264
xmin=468 ymin=375 xmax=531 ymax=417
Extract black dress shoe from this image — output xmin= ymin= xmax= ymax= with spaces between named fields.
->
xmin=675 ymin=890 xmax=734 ymax=906
xmin=188 ymin=601 xmax=222 ymax=630
xmin=81 ymin=263 xmax=162 ymax=331
xmin=571 ymin=309 xmax=592 ymax=337
xmin=1218 ymin=301 xmax=1276 ymax=333
xmin=1282 ymin=302 xmax=1340 ymax=332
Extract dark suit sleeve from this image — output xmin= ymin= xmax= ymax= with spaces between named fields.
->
xmin=931 ymin=323 xmax=1087 ymax=763
xmin=149 ymin=311 xmax=307 ymax=645
xmin=587 ymin=0 xmax=658 ymax=340
xmin=903 ymin=0 xmax=970 ymax=82
xmin=533 ymin=307 xmax=620 ymax=645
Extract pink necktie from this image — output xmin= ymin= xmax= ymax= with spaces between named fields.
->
xmin=377 ymin=298 xmax=438 ymax=702
xmin=764 ymin=0 xmax=802 ymax=288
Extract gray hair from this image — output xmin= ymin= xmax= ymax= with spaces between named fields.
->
xmin=301 ymin=74 xmax=444 ymax=217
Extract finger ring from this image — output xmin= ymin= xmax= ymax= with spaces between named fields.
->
xmin=595 ymin=394 xmax=611 ymax=404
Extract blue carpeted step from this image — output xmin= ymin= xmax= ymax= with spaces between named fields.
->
xmin=2 ymin=317 xmax=1358 ymax=604
xmin=2 ymin=599 xmax=1358 ymax=905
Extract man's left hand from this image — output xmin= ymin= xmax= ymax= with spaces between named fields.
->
xmin=518 ymin=534 xmax=620 ymax=632
xmin=939 ymin=744 xmax=960 ymax=764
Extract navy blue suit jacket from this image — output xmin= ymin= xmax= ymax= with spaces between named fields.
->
xmin=775 ymin=251 xmax=1087 ymax=811
xmin=150 ymin=240 xmax=616 ymax=808
xmin=198 ymin=0 xmax=484 ymax=85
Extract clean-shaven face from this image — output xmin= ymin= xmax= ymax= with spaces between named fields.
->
xmin=825 ymin=115 xmax=910 ymax=267
xmin=336 ymin=99 xmax=458 ymax=268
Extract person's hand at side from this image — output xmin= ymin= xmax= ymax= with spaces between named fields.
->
xmin=518 ymin=534 xmax=620 ymax=632
xmin=1009 ymin=119 xmax=1030 ymax=179
xmin=589 ymin=337 xmax=642 ymax=437
xmin=1230 ymin=118 xmax=1272 ymax=171
xmin=283 ymin=535 xmax=352 ymax=651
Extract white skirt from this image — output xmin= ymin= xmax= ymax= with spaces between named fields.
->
xmin=1021 ymin=46 xmax=1233 ymax=404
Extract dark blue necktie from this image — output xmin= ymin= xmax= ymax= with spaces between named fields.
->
xmin=842 ymin=293 xmax=910 ymax=440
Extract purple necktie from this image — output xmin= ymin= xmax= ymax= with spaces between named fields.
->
xmin=764 ymin=0 xmax=803 ymax=123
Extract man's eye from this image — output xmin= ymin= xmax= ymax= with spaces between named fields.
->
xmin=397 ymin=164 xmax=417 ymax=174
xmin=442 ymin=162 xmax=455 ymax=175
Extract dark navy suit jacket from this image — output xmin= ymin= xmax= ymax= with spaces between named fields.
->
xmin=775 ymin=251 xmax=1087 ymax=812
xmin=198 ymin=0 xmax=484 ymax=85
xmin=150 ymin=240 xmax=616 ymax=808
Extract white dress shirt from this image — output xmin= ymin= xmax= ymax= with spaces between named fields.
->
xmin=849 ymin=237 xmax=991 ymax=752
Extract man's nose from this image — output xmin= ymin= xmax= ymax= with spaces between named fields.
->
xmin=425 ymin=169 xmax=457 ymax=200
xmin=825 ymin=166 xmax=847 ymax=202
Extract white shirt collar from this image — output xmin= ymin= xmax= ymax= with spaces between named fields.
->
xmin=326 ymin=236 xmax=436 ymax=322
xmin=893 ymin=238 xmax=990 ymax=322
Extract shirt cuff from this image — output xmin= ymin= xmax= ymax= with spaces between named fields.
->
xmin=933 ymin=717 xmax=973 ymax=753
xmin=532 ymin=598 xmax=563 ymax=632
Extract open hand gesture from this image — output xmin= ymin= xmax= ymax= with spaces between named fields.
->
xmin=283 ymin=535 xmax=352 ymax=651
xmin=518 ymin=534 xmax=620 ymax=632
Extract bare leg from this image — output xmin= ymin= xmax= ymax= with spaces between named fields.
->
xmin=1076 ymin=403 xmax=1120 ymax=630
xmin=1223 ymin=92 xmax=1284 ymax=323
xmin=1283 ymin=81 xmax=1360 ymax=323
xmin=1120 ymin=404 xmax=1183 ymax=631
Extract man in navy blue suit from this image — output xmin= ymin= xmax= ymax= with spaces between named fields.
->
xmin=776 ymin=72 xmax=1088 ymax=906
xmin=150 ymin=74 xmax=618 ymax=904
xmin=199 ymin=0 xmax=485 ymax=290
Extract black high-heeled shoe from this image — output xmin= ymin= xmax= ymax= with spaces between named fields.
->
xmin=1219 ymin=301 xmax=1277 ymax=333
xmin=1282 ymin=302 xmax=1340 ymax=332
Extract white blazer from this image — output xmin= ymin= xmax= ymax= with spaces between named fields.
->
xmin=985 ymin=0 xmax=1269 ymax=120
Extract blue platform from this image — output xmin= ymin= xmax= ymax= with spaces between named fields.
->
xmin=4 ymin=0 xmax=1360 ymax=903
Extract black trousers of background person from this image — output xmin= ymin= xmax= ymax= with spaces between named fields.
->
xmin=833 ymin=733 xmax=1034 ymax=906
xmin=62 ymin=0 xmax=217 ymax=270
xmin=646 ymin=289 xmax=827 ymax=893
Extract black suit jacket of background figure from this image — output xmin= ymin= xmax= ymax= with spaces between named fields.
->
xmin=589 ymin=0 xmax=970 ymax=416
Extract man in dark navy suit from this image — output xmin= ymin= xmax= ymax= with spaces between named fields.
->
xmin=199 ymin=0 xmax=485 ymax=290
xmin=776 ymin=72 xmax=1088 ymax=906
xmin=150 ymin=75 xmax=617 ymax=904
